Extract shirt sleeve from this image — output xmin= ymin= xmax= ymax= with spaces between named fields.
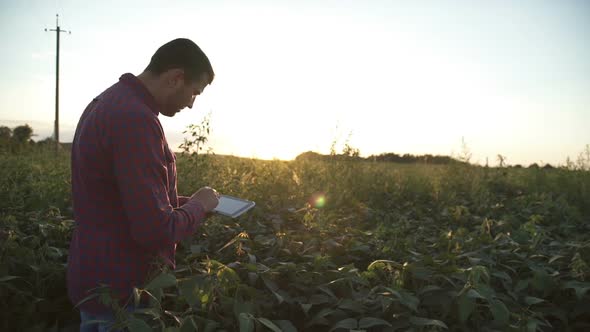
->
xmin=110 ymin=107 xmax=205 ymax=252
xmin=178 ymin=195 xmax=190 ymax=206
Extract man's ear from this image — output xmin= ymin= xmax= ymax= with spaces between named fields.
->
xmin=165 ymin=68 xmax=184 ymax=87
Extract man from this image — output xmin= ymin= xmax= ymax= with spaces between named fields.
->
xmin=67 ymin=38 xmax=219 ymax=331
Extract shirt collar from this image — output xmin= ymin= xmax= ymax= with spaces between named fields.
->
xmin=119 ymin=73 xmax=160 ymax=115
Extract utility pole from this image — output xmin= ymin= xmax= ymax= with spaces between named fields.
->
xmin=45 ymin=14 xmax=70 ymax=155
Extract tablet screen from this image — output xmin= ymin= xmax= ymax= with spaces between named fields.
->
xmin=213 ymin=195 xmax=256 ymax=218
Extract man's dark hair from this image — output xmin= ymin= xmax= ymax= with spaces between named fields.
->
xmin=145 ymin=38 xmax=214 ymax=84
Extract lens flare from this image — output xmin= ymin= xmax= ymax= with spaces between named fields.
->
xmin=309 ymin=193 xmax=326 ymax=208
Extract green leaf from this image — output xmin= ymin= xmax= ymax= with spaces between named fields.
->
xmin=318 ymin=285 xmax=337 ymax=298
xmin=338 ymin=299 xmax=363 ymax=312
xmin=515 ymin=279 xmax=529 ymax=292
xmin=380 ymin=286 xmax=403 ymax=300
xmin=150 ymin=288 xmax=164 ymax=304
xmin=261 ymin=275 xmax=284 ymax=304
xmin=367 ymin=260 xmax=403 ymax=271
xmin=133 ymin=308 xmax=160 ymax=319
xmin=310 ymin=294 xmax=332 ymax=305
xmin=489 ymin=299 xmax=510 ymax=325
xmin=274 ymin=320 xmax=298 ymax=332
xmin=409 ymin=316 xmax=448 ymax=329
xmin=548 ymin=255 xmax=565 ymax=264
xmin=308 ymin=308 xmax=337 ymax=327
xmin=74 ymin=293 xmax=100 ymax=308
xmin=491 ymin=271 xmax=512 ymax=282
xmin=531 ymin=269 xmax=554 ymax=293
xmin=329 ymin=318 xmax=358 ymax=331
xmin=563 ymin=281 xmax=590 ymax=300
xmin=524 ymin=296 xmax=545 ymax=306
xmin=257 ymin=317 xmax=282 ymax=332
xmin=145 ymin=273 xmax=177 ymax=291
xmin=239 ymin=313 xmax=255 ymax=332
xmin=469 ymin=265 xmax=490 ymax=285
xmin=248 ymin=253 xmax=257 ymax=264
xmin=380 ymin=297 xmax=394 ymax=312
xmin=234 ymin=301 xmax=255 ymax=322
xmin=474 ymin=284 xmax=495 ymax=300
xmin=457 ymin=294 xmax=476 ymax=323
xmin=466 ymin=289 xmax=486 ymax=299
xmin=411 ymin=265 xmax=433 ymax=280
xmin=301 ymin=303 xmax=313 ymax=315
xmin=190 ymin=245 xmax=202 ymax=254
xmin=203 ymin=320 xmax=220 ymax=332
xmin=272 ymin=291 xmax=285 ymax=304
xmin=398 ymin=290 xmax=419 ymax=311
xmin=127 ymin=317 xmax=153 ymax=332
xmin=0 ymin=276 xmax=20 ymax=282
xmin=177 ymin=277 xmax=199 ymax=307
xmin=527 ymin=318 xmax=539 ymax=332
xmin=314 ymin=307 xmax=336 ymax=319
xmin=180 ymin=317 xmax=198 ymax=332
xmin=419 ymin=285 xmax=442 ymax=294
xmin=358 ymin=317 xmax=392 ymax=329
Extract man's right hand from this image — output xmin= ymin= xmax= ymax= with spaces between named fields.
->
xmin=190 ymin=187 xmax=219 ymax=212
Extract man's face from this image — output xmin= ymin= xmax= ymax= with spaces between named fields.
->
xmin=161 ymin=70 xmax=210 ymax=117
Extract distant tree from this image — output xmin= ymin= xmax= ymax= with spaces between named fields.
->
xmin=295 ymin=151 xmax=324 ymax=161
xmin=0 ymin=126 xmax=12 ymax=153
xmin=12 ymin=124 xmax=34 ymax=144
xmin=529 ymin=163 xmax=540 ymax=169
xmin=371 ymin=153 xmax=402 ymax=163
xmin=0 ymin=126 xmax=11 ymax=140
xmin=367 ymin=152 xmax=456 ymax=164
xmin=37 ymin=136 xmax=56 ymax=146
xmin=301 ymin=151 xmax=458 ymax=165
xmin=435 ymin=156 xmax=457 ymax=164
xmin=543 ymin=163 xmax=554 ymax=170
xmin=342 ymin=142 xmax=360 ymax=158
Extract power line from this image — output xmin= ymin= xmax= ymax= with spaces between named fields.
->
xmin=45 ymin=14 xmax=70 ymax=155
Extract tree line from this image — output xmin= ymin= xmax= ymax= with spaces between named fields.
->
xmin=295 ymin=150 xmax=461 ymax=165
xmin=0 ymin=124 xmax=59 ymax=153
xmin=2 ymin=124 xmax=586 ymax=170
xmin=294 ymin=150 xmax=572 ymax=169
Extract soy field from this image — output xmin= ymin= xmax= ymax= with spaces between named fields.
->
xmin=1 ymin=148 xmax=590 ymax=331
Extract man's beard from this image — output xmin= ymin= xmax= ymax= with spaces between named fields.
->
xmin=161 ymin=88 xmax=188 ymax=117
xmin=161 ymin=97 xmax=182 ymax=117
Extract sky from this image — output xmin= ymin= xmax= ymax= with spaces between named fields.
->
xmin=0 ymin=0 xmax=589 ymax=165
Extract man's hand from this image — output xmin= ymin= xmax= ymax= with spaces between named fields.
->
xmin=189 ymin=186 xmax=219 ymax=212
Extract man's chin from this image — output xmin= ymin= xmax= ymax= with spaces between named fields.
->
xmin=161 ymin=109 xmax=179 ymax=117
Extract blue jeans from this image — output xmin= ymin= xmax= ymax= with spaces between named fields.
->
xmin=79 ymin=305 xmax=140 ymax=332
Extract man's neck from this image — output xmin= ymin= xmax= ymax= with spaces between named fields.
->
xmin=136 ymin=72 xmax=164 ymax=106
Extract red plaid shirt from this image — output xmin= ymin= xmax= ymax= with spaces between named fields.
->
xmin=67 ymin=73 xmax=205 ymax=314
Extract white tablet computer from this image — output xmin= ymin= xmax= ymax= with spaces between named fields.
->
xmin=213 ymin=195 xmax=256 ymax=218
